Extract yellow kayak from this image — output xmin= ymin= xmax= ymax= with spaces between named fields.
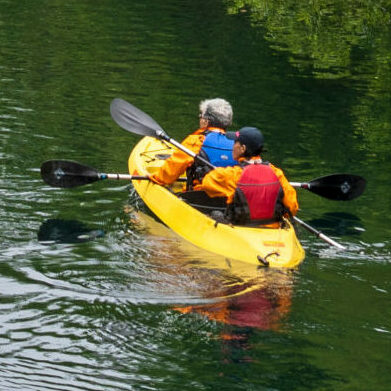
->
xmin=128 ymin=136 xmax=305 ymax=268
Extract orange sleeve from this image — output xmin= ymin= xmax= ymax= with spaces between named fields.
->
xmin=150 ymin=133 xmax=205 ymax=185
xmin=194 ymin=166 xmax=243 ymax=203
xmin=270 ymin=164 xmax=299 ymax=216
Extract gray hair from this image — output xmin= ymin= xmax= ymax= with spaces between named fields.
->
xmin=199 ymin=98 xmax=233 ymax=129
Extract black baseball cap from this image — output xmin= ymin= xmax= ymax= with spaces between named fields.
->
xmin=226 ymin=127 xmax=264 ymax=155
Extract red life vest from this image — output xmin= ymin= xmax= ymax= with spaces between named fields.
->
xmin=234 ymin=163 xmax=283 ymax=223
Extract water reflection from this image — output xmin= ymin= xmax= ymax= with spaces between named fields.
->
xmin=226 ymin=0 xmax=391 ymax=81
xmin=125 ymin=205 xmax=296 ymax=331
xmin=174 ymin=269 xmax=294 ymax=332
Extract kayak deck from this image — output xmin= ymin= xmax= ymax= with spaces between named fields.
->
xmin=128 ymin=137 xmax=305 ymax=268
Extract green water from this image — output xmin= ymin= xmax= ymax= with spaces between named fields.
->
xmin=1 ymin=0 xmax=391 ymax=390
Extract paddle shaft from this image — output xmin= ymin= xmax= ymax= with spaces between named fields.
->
xmin=102 ymin=173 xmax=186 ymax=182
xmin=40 ymin=159 xmax=188 ymax=188
xmin=108 ymin=173 xmax=306 ymax=188
xmin=104 ymin=168 xmax=359 ymax=199
xmin=290 ymin=182 xmax=310 ymax=189
xmin=160 ymin=132 xmax=214 ymax=169
xmin=104 ymin=173 xmax=138 ymax=181
xmin=293 ymin=216 xmax=346 ymax=250
xmin=82 ymin=171 xmax=329 ymax=189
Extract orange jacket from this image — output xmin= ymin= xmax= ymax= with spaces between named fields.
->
xmin=194 ymin=157 xmax=299 ymax=216
xmin=150 ymin=127 xmax=226 ymax=186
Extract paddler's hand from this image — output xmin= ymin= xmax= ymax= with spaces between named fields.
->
xmin=192 ymin=184 xmax=203 ymax=191
xmin=148 ymin=174 xmax=164 ymax=185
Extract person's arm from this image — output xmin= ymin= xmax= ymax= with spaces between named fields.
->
xmin=270 ymin=165 xmax=299 ymax=216
xmin=150 ymin=134 xmax=204 ymax=185
xmin=194 ymin=166 xmax=242 ymax=203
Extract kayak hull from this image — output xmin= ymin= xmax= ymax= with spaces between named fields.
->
xmin=128 ymin=137 xmax=305 ymax=268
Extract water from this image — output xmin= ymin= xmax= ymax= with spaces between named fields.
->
xmin=1 ymin=0 xmax=391 ymax=390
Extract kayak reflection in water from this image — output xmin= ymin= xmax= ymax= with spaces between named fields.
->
xmin=124 ymin=206 xmax=294 ymax=332
xmin=173 ymin=269 xmax=294 ymax=332
xmin=193 ymin=127 xmax=299 ymax=226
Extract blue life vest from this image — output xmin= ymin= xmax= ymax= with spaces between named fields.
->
xmin=186 ymin=131 xmax=238 ymax=189
xmin=200 ymin=132 xmax=237 ymax=167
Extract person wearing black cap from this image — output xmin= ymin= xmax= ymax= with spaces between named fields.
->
xmin=194 ymin=127 xmax=298 ymax=225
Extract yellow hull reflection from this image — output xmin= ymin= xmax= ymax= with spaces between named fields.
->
xmin=126 ymin=207 xmax=295 ymax=331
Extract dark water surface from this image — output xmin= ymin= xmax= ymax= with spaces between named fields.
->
xmin=1 ymin=1 xmax=391 ymax=390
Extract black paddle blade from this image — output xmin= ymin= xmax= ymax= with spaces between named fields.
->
xmin=110 ymin=98 xmax=167 ymax=139
xmin=40 ymin=160 xmax=100 ymax=188
xmin=309 ymin=174 xmax=366 ymax=201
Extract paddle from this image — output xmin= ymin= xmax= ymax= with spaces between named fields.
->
xmin=41 ymin=159 xmax=347 ymax=249
xmin=110 ymin=98 xmax=366 ymax=202
xmin=110 ymin=98 xmax=214 ymax=169
xmin=41 ymin=158 xmax=365 ymax=203
xmin=290 ymin=174 xmax=366 ymax=201
xmin=293 ymin=216 xmax=346 ymax=250
xmin=40 ymin=159 xmax=187 ymax=188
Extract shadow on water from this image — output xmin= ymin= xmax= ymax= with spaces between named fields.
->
xmin=37 ymin=218 xmax=105 ymax=244
xmin=308 ymin=212 xmax=365 ymax=236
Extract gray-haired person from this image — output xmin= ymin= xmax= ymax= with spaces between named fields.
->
xmin=150 ymin=98 xmax=238 ymax=189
